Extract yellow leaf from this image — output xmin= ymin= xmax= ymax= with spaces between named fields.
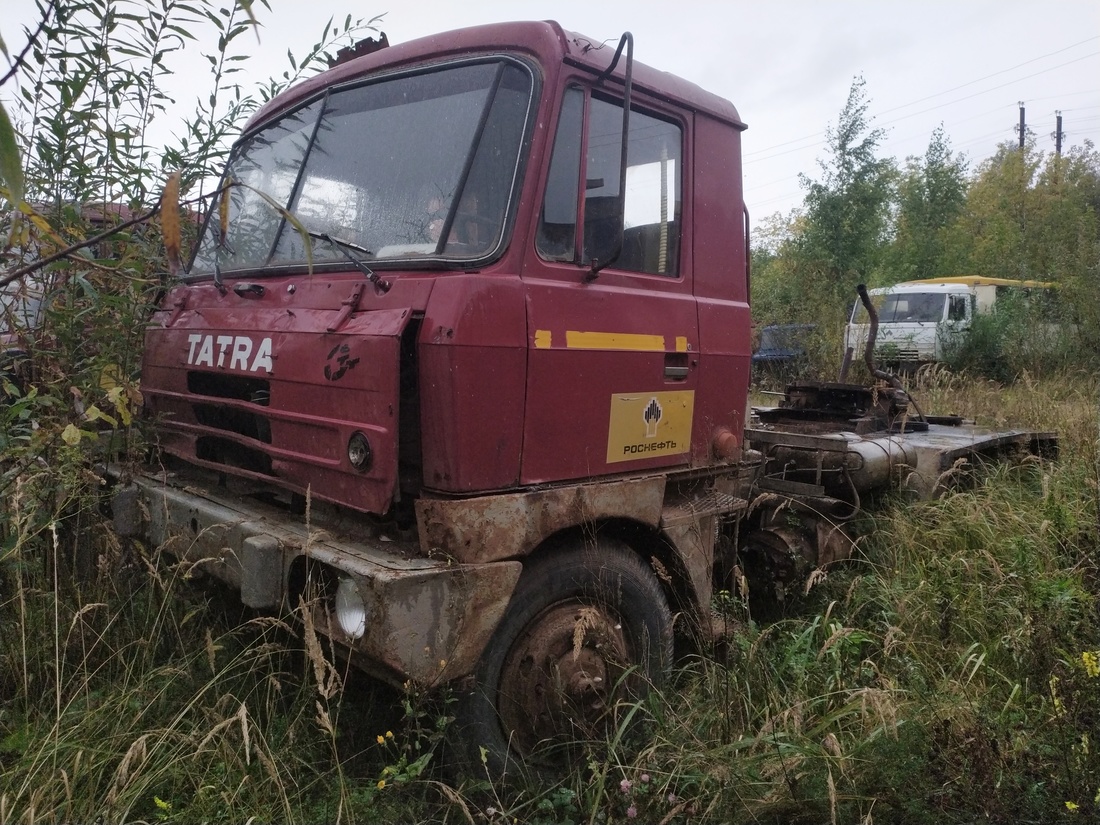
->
xmin=99 ymin=365 xmax=121 ymax=390
xmin=84 ymin=404 xmax=118 ymax=428
xmin=161 ymin=172 xmax=182 ymax=277
xmin=61 ymin=424 xmax=82 ymax=446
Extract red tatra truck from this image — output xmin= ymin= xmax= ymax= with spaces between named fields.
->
xmin=110 ymin=21 xmax=1055 ymax=774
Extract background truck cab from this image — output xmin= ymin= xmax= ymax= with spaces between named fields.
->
xmin=843 ymin=275 xmax=1054 ymax=365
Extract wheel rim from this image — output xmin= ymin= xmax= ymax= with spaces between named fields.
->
xmin=496 ymin=599 xmax=635 ymax=760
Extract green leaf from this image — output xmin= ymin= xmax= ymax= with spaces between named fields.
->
xmin=0 ymin=102 xmax=24 ymax=206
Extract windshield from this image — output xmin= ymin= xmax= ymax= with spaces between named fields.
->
xmin=191 ymin=59 xmax=534 ymax=276
xmin=852 ymin=292 xmax=947 ymax=324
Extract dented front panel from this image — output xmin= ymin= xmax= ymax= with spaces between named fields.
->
xmin=145 ymin=277 xmax=426 ymax=514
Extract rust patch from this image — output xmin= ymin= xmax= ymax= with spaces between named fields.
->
xmin=415 ymin=475 xmax=666 ymax=564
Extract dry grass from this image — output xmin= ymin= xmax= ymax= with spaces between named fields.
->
xmin=2 ymin=371 xmax=1096 ymax=824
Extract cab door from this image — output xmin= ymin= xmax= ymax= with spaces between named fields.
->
xmin=519 ymin=85 xmax=698 ymax=485
xmin=936 ymin=290 xmax=971 ymax=360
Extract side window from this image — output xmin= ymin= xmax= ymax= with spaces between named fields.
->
xmin=536 ymin=87 xmax=584 ymax=261
xmin=536 ymin=88 xmax=683 ymax=276
xmin=948 ymin=294 xmax=967 ymax=321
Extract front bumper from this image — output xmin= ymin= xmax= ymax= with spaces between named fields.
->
xmin=111 ymin=465 xmax=521 ymax=687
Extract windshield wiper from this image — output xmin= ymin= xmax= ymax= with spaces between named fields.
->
xmin=212 ymin=260 xmax=228 ymax=295
xmin=308 ymin=231 xmax=390 ymax=294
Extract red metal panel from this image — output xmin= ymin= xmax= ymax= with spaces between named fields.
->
xmin=519 ymin=268 xmax=699 ymax=484
xmin=144 ymin=274 xmax=431 ymax=514
xmin=517 ymin=74 xmax=702 ymax=484
xmin=418 ymin=274 xmax=527 ymax=493
xmin=692 ymin=114 xmax=751 ymax=460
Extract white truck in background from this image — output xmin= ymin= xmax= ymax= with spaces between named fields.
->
xmin=843 ymin=275 xmax=1054 ymax=366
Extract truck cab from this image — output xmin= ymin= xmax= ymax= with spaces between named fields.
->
xmin=843 ymin=276 xmax=1055 ymax=366
xmin=150 ymin=21 xmax=751 ymax=513
xmin=122 ymin=21 xmax=752 ymax=775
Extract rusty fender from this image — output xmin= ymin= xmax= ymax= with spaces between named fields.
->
xmin=415 ymin=475 xmax=667 ymax=564
xmin=113 ymin=471 xmax=521 ymax=686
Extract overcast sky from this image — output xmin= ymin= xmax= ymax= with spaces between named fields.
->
xmin=4 ymin=1 xmax=1099 ymax=225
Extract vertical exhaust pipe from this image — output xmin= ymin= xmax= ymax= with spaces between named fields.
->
xmin=856 ymin=284 xmax=926 ymax=423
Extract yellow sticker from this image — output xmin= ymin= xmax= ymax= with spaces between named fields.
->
xmin=606 ymin=390 xmax=694 ymax=464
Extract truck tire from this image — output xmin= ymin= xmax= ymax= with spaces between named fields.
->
xmin=449 ymin=539 xmax=673 ymax=780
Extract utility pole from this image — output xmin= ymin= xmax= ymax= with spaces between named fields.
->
xmin=1016 ymin=101 xmax=1026 ymax=149
xmin=1052 ymin=110 xmax=1065 ymax=155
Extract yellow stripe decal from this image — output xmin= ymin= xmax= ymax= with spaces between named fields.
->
xmin=675 ymin=336 xmax=689 ymax=353
xmin=534 ymin=329 xmax=552 ymax=349
xmin=565 ymin=331 xmax=667 ymax=352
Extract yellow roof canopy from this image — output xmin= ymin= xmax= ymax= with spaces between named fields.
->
xmin=899 ymin=275 xmax=1056 ymax=289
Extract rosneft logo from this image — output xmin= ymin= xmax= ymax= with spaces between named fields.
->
xmin=643 ymin=397 xmax=662 ymax=437
xmin=606 ymin=391 xmax=694 ymax=464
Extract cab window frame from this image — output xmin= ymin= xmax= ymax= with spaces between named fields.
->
xmin=535 ymin=83 xmax=685 ymax=278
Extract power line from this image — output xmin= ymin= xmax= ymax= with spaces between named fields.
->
xmin=875 ymin=36 xmax=1099 ymax=117
xmin=875 ymin=52 xmax=1099 ymax=129
xmin=743 ymin=40 xmax=1100 ymax=160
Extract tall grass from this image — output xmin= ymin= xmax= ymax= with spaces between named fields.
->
xmin=614 ymin=370 xmax=1098 ymax=824
xmin=5 ymin=374 xmax=1093 ymax=823
xmin=467 ymin=372 xmax=1097 ymax=824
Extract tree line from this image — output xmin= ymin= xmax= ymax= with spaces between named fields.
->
xmin=751 ymin=77 xmax=1100 ymax=379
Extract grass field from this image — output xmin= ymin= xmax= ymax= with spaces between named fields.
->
xmin=1 ymin=370 xmax=1096 ymax=824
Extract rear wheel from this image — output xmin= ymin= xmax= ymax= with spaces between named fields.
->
xmin=450 ymin=539 xmax=673 ymax=779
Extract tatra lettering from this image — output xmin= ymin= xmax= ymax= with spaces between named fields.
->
xmin=196 ymin=336 xmax=214 ymax=367
xmin=185 ymin=334 xmax=273 ymax=374
xmin=230 ymin=337 xmax=252 ymax=370
xmin=215 ymin=335 xmax=234 ymax=368
xmin=251 ymin=338 xmax=274 ymax=373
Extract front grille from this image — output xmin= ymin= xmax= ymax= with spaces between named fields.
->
xmin=187 ymin=371 xmax=274 ymax=474
xmin=876 ymin=346 xmax=921 ymax=362
xmin=188 ymin=371 xmax=270 ymax=405
xmin=193 ymin=403 xmax=271 ymax=443
xmin=196 ymin=436 xmax=274 ymax=475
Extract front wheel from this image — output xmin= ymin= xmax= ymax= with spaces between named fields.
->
xmin=450 ymin=539 xmax=673 ymax=779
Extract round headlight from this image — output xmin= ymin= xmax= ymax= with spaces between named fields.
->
xmin=347 ymin=432 xmax=372 ymax=472
xmin=334 ymin=577 xmax=367 ymax=640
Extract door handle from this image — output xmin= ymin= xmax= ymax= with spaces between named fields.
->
xmin=664 ymin=352 xmax=689 ymax=381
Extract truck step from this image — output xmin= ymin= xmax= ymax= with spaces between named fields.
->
xmin=660 ymin=489 xmax=747 ymax=528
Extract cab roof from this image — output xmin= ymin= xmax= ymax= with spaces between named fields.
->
xmin=247 ymin=20 xmax=745 ymax=132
